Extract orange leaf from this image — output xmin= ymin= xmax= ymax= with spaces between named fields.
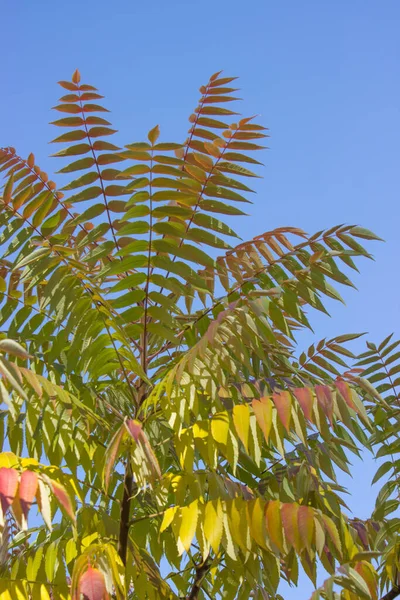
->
xmin=0 ymin=467 xmax=19 ymax=515
xmin=148 ymin=125 xmax=160 ymax=145
xmin=58 ymin=80 xmax=78 ymax=91
xmin=79 ymin=567 xmax=109 ymax=600
xmin=354 ymin=562 xmax=378 ymax=600
xmin=72 ymin=69 xmax=81 ymax=84
xmin=281 ymin=503 xmax=302 ymax=552
xmin=48 ymin=478 xmax=76 ymax=524
xmin=297 ymin=505 xmax=315 ymax=550
xmin=293 ymin=387 xmax=314 ymax=422
xmin=210 ymin=70 xmax=223 ymax=82
xmin=272 ymin=391 xmax=292 ymax=432
xmin=204 ymin=142 xmax=221 ymax=158
xmin=19 ymin=470 xmax=38 ymax=525
xmin=335 ymin=379 xmax=357 ymax=412
xmin=252 ymin=397 xmax=272 ymax=442
xmin=315 ymin=385 xmax=333 ymax=425
xmin=233 ymin=404 xmax=250 ymax=452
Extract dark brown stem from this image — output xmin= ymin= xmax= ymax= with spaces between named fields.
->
xmin=117 ymin=460 xmax=133 ymax=565
xmin=76 ymin=95 xmax=120 ymax=256
xmin=380 ymin=587 xmax=400 ymax=600
xmin=188 ymin=558 xmax=212 ymax=600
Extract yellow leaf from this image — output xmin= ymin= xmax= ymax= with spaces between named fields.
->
xmin=252 ymin=397 xmax=272 ymax=442
xmin=314 ymin=517 xmax=326 ymax=556
xmin=204 ymin=500 xmax=223 ymax=553
xmin=233 ymin=404 xmax=250 ymax=452
xmin=192 ymin=422 xmax=208 ymax=439
xmin=196 ymin=502 xmax=208 ymax=561
xmin=11 ymin=581 xmax=27 ymax=600
xmin=40 ymin=585 xmax=51 ymax=600
xmin=229 ymin=498 xmax=251 ymax=552
xmin=221 ymin=504 xmax=237 ymax=560
xmin=266 ymin=500 xmax=285 ymax=552
xmin=160 ymin=506 xmax=177 ymax=533
xmin=178 ymin=500 xmax=199 ymax=554
xmin=342 ymin=518 xmax=358 ymax=559
xmin=30 ymin=584 xmax=51 ymax=600
xmin=211 ymin=411 xmax=230 ymax=446
xmin=0 ymin=452 xmax=18 ymax=468
xmin=0 ymin=580 xmax=13 ymax=600
xmin=247 ymin=498 xmax=267 ymax=549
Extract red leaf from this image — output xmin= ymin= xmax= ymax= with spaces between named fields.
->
xmin=272 ymin=391 xmax=291 ymax=432
xmin=126 ymin=419 xmax=142 ymax=442
xmin=293 ymin=387 xmax=314 ymax=422
xmin=0 ymin=468 xmax=19 ymax=514
xmin=79 ymin=567 xmax=108 ymax=600
xmin=335 ymin=379 xmax=357 ymax=412
xmin=19 ymin=470 xmax=38 ymax=523
xmin=315 ymin=385 xmax=333 ymax=425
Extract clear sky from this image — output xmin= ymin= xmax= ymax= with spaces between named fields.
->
xmin=2 ymin=1 xmax=400 ymax=597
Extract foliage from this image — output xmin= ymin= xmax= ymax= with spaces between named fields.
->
xmin=0 ymin=69 xmax=396 ymax=600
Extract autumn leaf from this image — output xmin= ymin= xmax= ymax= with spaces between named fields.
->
xmin=0 ymin=468 xmax=19 ymax=526
xmin=18 ymin=470 xmax=38 ymax=529
xmin=78 ymin=567 xmax=109 ymax=600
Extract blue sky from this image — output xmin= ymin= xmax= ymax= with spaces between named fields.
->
xmin=2 ymin=1 xmax=400 ymax=597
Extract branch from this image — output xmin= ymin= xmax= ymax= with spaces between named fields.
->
xmin=76 ymin=93 xmax=120 ymax=256
xmin=381 ymin=587 xmax=400 ymax=600
xmin=117 ymin=460 xmax=133 ymax=565
xmin=187 ymin=557 xmax=212 ymax=600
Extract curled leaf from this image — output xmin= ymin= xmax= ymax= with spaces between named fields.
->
xmin=36 ymin=478 xmax=52 ymax=530
xmin=0 ymin=339 xmax=32 ymax=359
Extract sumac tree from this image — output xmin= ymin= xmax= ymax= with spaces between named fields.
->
xmin=0 ymin=70 xmax=397 ymax=600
